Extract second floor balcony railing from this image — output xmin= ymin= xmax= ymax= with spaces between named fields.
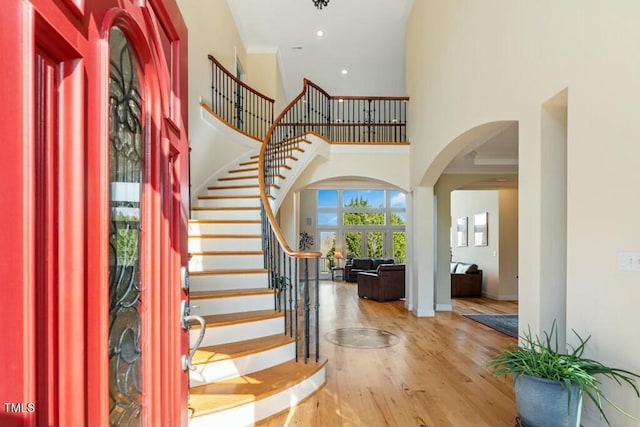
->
xmin=263 ymin=79 xmax=409 ymax=198
xmin=207 ymin=54 xmax=274 ymax=140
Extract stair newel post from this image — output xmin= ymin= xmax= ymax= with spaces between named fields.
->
xmin=303 ymin=257 xmax=310 ymax=362
xmin=294 ymin=256 xmax=299 ymax=359
xmin=285 ymin=257 xmax=297 ymax=336
xmin=314 ymin=257 xmax=320 ymax=362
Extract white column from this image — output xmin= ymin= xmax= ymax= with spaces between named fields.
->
xmin=410 ymin=186 xmax=435 ymax=317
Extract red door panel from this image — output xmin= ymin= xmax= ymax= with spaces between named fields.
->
xmin=0 ymin=1 xmax=189 ymax=426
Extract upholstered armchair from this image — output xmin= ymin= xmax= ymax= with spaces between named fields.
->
xmin=357 ymin=264 xmax=406 ymax=302
xmin=345 ymin=257 xmax=394 ymax=282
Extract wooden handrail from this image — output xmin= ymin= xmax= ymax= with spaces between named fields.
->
xmin=258 ymin=81 xmax=321 ymax=259
xmin=258 ymin=79 xmax=409 ymax=258
xmin=208 ymin=54 xmax=275 ymax=103
xmin=258 ymin=79 xmax=408 ymax=363
xmin=279 ymin=122 xmax=406 ymax=127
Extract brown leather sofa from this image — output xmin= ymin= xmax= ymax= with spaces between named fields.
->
xmin=344 ymin=257 xmax=394 ymax=282
xmin=357 ymin=264 xmax=406 ymax=302
xmin=450 ymin=262 xmax=482 ymax=297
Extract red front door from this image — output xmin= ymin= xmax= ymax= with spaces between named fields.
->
xmin=0 ymin=1 xmax=189 ymax=426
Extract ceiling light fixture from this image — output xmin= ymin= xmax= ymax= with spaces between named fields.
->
xmin=313 ymin=0 xmax=329 ymax=9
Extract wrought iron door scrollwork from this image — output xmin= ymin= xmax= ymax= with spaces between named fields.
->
xmin=108 ymin=27 xmax=144 ymax=427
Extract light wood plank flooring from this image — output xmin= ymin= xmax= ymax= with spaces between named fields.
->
xmin=257 ymin=281 xmax=518 ymax=427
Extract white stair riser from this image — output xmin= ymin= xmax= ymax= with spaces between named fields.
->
xmin=189 ymin=254 xmax=264 ymax=271
xmin=197 ymin=197 xmax=260 ymax=208
xmin=191 ymin=316 xmax=283 ymax=347
xmin=191 ymin=209 xmax=261 ymax=220
xmin=189 ymin=342 xmax=295 ymax=386
xmin=189 ymin=237 xmax=262 ymax=252
xmin=190 ymin=293 xmax=274 ymax=316
xmin=189 ymin=222 xmax=261 ymax=235
xmin=188 ymin=272 xmax=268 ymax=292
xmin=188 ymin=367 xmax=326 ymax=427
xmin=206 ymin=187 xmax=259 ymax=197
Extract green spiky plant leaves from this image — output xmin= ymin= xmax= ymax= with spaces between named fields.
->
xmin=488 ymin=320 xmax=640 ymax=426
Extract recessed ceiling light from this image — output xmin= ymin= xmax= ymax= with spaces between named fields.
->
xmin=341 ymin=69 xmax=348 ymax=75
xmin=316 ymin=30 xmax=324 ymax=37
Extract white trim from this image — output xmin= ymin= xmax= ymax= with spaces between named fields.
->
xmin=246 ymin=45 xmax=278 ymax=54
xmin=435 ymin=304 xmax=452 ymax=311
xmin=483 ymin=291 xmax=519 ymax=301
xmin=496 ymin=294 xmax=519 ymax=301
xmin=413 ymin=307 xmax=435 ymax=317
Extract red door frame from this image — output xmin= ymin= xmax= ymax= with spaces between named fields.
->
xmin=0 ymin=1 xmax=189 ymax=426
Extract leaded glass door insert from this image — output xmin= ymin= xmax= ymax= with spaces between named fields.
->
xmin=108 ymin=26 xmax=144 ymax=427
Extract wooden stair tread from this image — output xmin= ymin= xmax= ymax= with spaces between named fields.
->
xmin=198 ymin=195 xmax=260 ymax=200
xmin=191 ymin=334 xmax=293 ymax=365
xmin=190 ymin=287 xmax=272 ymax=300
xmin=206 ymin=184 xmax=259 ymax=190
xmin=188 ymin=357 xmax=328 ymax=417
xmin=266 ymin=173 xmax=285 ymax=179
xmin=238 ymin=160 xmax=258 ymax=166
xmin=218 ymin=175 xmax=259 ymax=181
xmin=195 ymin=309 xmax=283 ymax=328
xmin=189 ymin=219 xmax=261 ymax=224
xmin=190 ymin=268 xmax=267 ymax=276
xmin=191 ymin=206 xmax=260 ymax=211
xmin=229 ymin=167 xmax=259 ymax=173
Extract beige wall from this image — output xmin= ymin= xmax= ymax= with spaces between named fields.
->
xmin=407 ymin=1 xmax=640 ymax=424
xmin=498 ymin=188 xmax=518 ymax=300
xmin=245 ymin=52 xmax=277 ymax=100
xmin=176 ymin=0 xmax=289 ymax=195
xmin=177 ymin=0 xmax=246 ymax=108
xmin=177 ymin=0 xmax=252 ymax=194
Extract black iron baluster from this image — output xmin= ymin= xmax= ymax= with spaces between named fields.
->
xmin=314 ymin=258 xmax=320 ymax=362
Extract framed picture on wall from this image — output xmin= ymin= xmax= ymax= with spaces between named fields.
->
xmin=456 ymin=216 xmax=468 ymax=247
xmin=474 ymin=212 xmax=488 ymax=246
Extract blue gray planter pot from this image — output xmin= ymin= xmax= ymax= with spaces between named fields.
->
xmin=514 ymin=374 xmax=582 ymax=427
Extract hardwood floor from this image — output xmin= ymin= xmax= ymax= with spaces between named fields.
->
xmin=257 ymin=281 xmax=519 ymax=427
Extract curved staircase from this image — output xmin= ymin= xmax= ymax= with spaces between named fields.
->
xmin=187 ymin=154 xmax=327 ymax=426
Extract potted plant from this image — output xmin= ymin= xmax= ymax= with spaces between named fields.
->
xmin=488 ymin=320 xmax=640 ymax=427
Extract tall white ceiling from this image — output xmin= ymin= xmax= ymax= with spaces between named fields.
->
xmin=226 ymin=0 xmax=413 ymax=101
xmin=225 ymin=0 xmax=518 ymax=178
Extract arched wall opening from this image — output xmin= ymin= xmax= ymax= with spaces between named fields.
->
xmin=416 ymin=121 xmax=520 ymax=315
xmin=278 ymin=176 xmax=409 ymax=281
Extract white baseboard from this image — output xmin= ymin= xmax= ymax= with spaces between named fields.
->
xmin=497 ymin=294 xmax=518 ymax=301
xmin=435 ymin=304 xmax=452 ymax=311
xmin=412 ymin=307 xmax=435 ymax=317
xmin=483 ymin=291 xmax=519 ymax=301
